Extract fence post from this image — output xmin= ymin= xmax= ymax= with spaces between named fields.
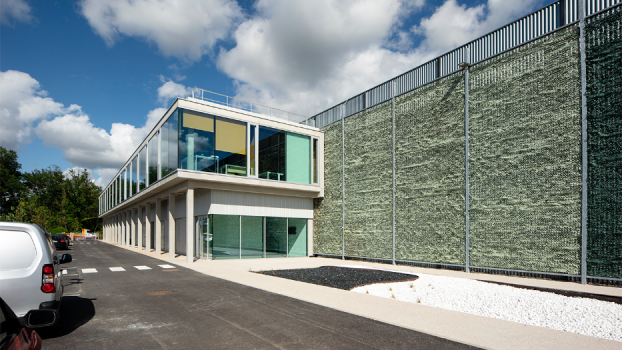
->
xmin=579 ymin=0 xmax=588 ymax=285
xmin=341 ymin=104 xmax=346 ymax=261
xmin=392 ymin=81 xmax=396 ymax=265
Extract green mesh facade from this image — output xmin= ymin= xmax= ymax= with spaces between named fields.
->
xmin=586 ymin=8 xmax=622 ymax=279
xmin=313 ymin=121 xmax=343 ymax=255
xmin=343 ymin=102 xmax=393 ymax=259
xmin=395 ymin=75 xmax=466 ymax=264
xmin=468 ymin=26 xmax=582 ymax=274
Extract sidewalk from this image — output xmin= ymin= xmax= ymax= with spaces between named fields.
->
xmin=106 ymin=242 xmax=622 ymax=350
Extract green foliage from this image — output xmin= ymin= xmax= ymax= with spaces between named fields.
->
xmin=0 ymin=147 xmax=25 ymax=216
xmin=50 ymin=227 xmax=66 ymax=235
xmin=0 ymin=146 xmax=102 ymax=232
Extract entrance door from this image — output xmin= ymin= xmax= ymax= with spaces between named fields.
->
xmin=195 ymin=216 xmax=210 ymax=260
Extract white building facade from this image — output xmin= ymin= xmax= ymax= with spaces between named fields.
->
xmin=99 ymin=92 xmax=323 ymax=263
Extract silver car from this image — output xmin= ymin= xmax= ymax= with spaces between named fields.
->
xmin=0 ymin=222 xmax=72 ymax=326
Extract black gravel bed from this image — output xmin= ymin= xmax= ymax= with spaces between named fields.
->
xmin=256 ymin=266 xmax=418 ymax=290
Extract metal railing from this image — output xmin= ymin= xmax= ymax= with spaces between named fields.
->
xmin=187 ymin=88 xmax=314 ymax=126
xmin=308 ymin=0 xmax=622 ymax=128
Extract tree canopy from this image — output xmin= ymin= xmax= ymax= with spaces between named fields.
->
xmin=0 ymin=146 xmax=102 ymax=233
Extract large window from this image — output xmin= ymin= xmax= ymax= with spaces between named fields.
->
xmin=312 ymin=138 xmax=318 ymax=184
xmin=160 ymin=110 xmax=178 ymax=178
xmin=211 ymin=215 xmax=240 ymax=260
xmin=131 ymin=156 xmax=138 ymax=195
xmin=258 ymin=127 xmax=286 ymax=181
xmin=179 ymin=109 xmax=247 ymax=176
xmin=138 ymin=147 xmax=147 ymax=192
xmin=148 ymin=133 xmax=158 ymax=186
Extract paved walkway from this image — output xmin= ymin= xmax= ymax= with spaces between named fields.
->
xmin=102 ymin=241 xmax=622 ymax=350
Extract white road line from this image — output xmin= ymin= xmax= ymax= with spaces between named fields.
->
xmin=134 ymin=266 xmax=152 ymax=270
xmin=82 ymin=268 xmax=97 ymax=273
xmin=158 ymin=265 xmax=176 ymax=269
xmin=109 ymin=267 xmax=126 ymax=272
xmin=62 ymin=270 xmax=68 ymax=275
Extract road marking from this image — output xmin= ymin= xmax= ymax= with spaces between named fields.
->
xmin=62 ymin=270 xmax=68 ymax=275
xmin=158 ymin=265 xmax=176 ymax=269
xmin=134 ymin=266 xmax=152 ymax=270
xmin=82 ymin=268 xmax=97 ymax=273
xmin=109 ymin=267 xmax=126 ymax=272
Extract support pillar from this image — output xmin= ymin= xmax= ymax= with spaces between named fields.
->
xmin=126 ymin=210 xmax=132 ymax=246
xmin=145 ymin=202 xmax=151 ymax=252
xmin=168 ymin=193 xmax=176 ymax=259
xmin=137 ymin=206 xmax=143 ymax=250
xmin=155 ymin=198 xmax=162 ymax=255
xmin=186 ymin=185 xmax=194 ymax=263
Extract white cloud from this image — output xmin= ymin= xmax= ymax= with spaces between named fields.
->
xmin=412 ymin=0 xmax=541 ymax=54
xmin=0 ymin=70 xmax=67 ymax=151
xmin=0 ymin=0 xmax=33 ymax=26
xmin=0 ymin=70 xmax=169 ymax=187
xmin=79 ymin=0 xmax=243 ymax=62
xmin=217 ymin=0 xmax=541 ymax=117
xmin=217 ymin=0 xmax=428 ymax=116
xmin=157 ymin=78 xmax=191 ymax=104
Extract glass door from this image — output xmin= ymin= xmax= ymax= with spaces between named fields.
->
xmin=195 ymin=216 xmax=210 ymax=260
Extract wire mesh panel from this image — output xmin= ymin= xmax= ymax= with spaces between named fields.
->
xmin=468 ymin=25 xmax=582 ymax=274
xmin=585 ymin=7 xmax=622 ymax=279
xmin=395 ymin=74 xmax=466 ymax=264
xmin=313 ymin=121 xmax=343 ymax=255
xmin=343 ymin=102 xmax=393 ymax=259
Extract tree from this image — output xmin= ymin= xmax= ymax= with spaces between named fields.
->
xmin=0 ymin=147 xmax=24 ymax=216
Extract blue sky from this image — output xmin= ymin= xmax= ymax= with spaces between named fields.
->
xmin=1 ymin=0 xmax=546 ymax=187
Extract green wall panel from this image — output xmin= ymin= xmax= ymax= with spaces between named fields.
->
xmin=468 ymin=25 xmax=582 ymax=274
xmin=586 ymin=9 xmax=622 ymax=279
xmin=314 ymin=121 xmax=343 ymax=255
xmin=395 ymin=74 xmax=466 ymax=264
xmin=343 ymin=102 xmax=393 ymax=259
xmin=286 ymin=132 xmax=311 ymax=184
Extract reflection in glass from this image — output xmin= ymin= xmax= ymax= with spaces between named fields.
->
xmin=148 ymin=133 xmax=158 ymax=185
xmin=258 ymin=127 xmax=286 ymax=181
xmin=265 ymin=217 xmax=287 ymax=258
xmin=241 ymin=216 xmax=263 ymax=259
xmin=131 ymin=157 xmax=137 ymax=196
xmin=179 ymin=110 xmax=246 ymax=176
xmin=249 ymin=125 xmax=256 ymax=176
xmin=138 ymin=147 xmax=147 ymax=191
xmin=287 ymin=218 xmax=307 ymax=257
xmin=211 ymin=215 xmax=240 ymax=260
xmin=313 ymin=138 xmax=318 ymax=184
xmin=160 ymin=110 xmax=178 ymax=177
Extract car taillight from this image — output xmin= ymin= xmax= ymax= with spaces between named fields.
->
xmin=42 ymin=263 xmax=55 ymax=293
xmin=60 ymin=239 xmax=65 ymax=242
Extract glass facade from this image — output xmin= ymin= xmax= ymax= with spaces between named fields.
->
xmin=138 ymin=147 xmax=147 ymax=192
xmin=207 ymin=214 xmax=307 ymax=260
xmin=160 ymin=110 xmax=179 ymax=178
xmin=258 ymin=127 xmax=286 ymax=181
xmin=148 ymin=132 xmax=158 ymax=186
xmin=101 ymin=107 xmax=317 ymax=216
xmin=179 ymin=109 xmax=247 ymax=176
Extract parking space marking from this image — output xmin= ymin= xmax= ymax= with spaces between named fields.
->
xmin=82 ymin=268 xmax=98 ymax=273
xmin=134 ymin=266 xmax=152 ymax=270
xmin=158 ymin=265 xmax=176 ymax=269
xmin=109 ymin=267 xmax=126 ymax=272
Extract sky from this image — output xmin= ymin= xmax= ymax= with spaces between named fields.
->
xmin=0 ymin=0 xmax=547 ymax=188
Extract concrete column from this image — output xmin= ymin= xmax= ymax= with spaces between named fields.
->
xmin=126 ymin=210 xmax=132 ymax=246
xmin=168 ymin=193 xmax=176 ymax=259
xmin=117 ymin=215 xmax=121 ymax=245
xmin=132 ymin=208 xmax=137 ymax=248
xmin=186 ymin=185 xmax=194 ymax=263
xmin=155 ymin=198 xmax=162 ymax=256
xmin=137 ymin=206 xmax=143 ymax=250
xmin=145 ymin=202 xmax=151 ymax=252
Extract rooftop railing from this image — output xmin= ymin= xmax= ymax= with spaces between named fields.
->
xmin=308 ymin=0 xmax=622 ymax=128
xmin=187 ymin=88 xmax=314 ymax=126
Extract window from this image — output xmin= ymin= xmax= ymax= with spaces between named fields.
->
xmin=258 ymin=127 xmax=286 ymax=181
xmin=131 ymin=157 xmax=138 ymax=195
xmin=160 ymin=110 xmax=178 ymax=178
xmin=138 ymin=147 xmax=147 ymax=191
xmin=312 ymin=138 xmax=318 ymax=184
xmin=148 ymin=133 xmax=158 ymax=186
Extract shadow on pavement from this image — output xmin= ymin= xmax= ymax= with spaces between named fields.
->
xmin=38 ymin=296 xmax=96 ymax=339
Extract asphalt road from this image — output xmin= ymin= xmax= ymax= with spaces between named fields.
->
xmin=39 ymin=241 xmax=480 ymax=349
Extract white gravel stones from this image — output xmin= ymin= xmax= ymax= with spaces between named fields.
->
xmin=351 ymin=272 xmax=622 ymax=342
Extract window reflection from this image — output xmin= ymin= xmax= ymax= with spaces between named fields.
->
xmin=148 ymin=133 xmax=158 ymax=185
xmin=258 ymin=127 xmax=286 ymax=181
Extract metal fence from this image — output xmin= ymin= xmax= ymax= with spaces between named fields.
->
xmin=187 ymin=88 xmax=312 ymax=126
xmin=308 ymin=0 xmax=622 ymax=128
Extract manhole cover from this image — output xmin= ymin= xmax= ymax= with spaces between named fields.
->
xmin=146 ymin=291 xmax=174 ymax=296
